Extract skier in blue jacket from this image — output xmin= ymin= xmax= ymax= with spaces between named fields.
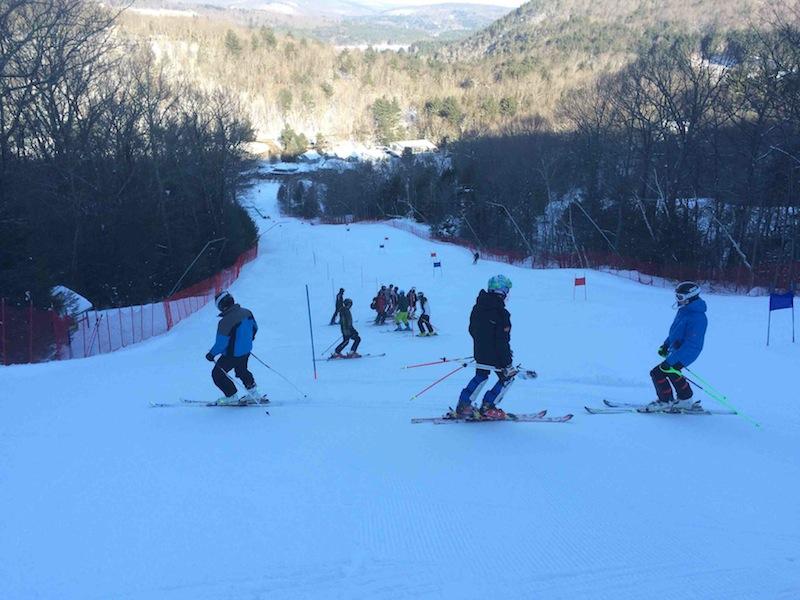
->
xmin=647 ymin=281 xmax=708 ymax=410
xmin=205 ymin=290 xmax=260 ymax=404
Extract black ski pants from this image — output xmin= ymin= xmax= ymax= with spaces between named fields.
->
xmin=650 ymin=362 xmax=692 ymax=402
xmin=213 ymin=354 xmax=256 ymax=397
xmin=336 ymin=330 xmax=361 ymax=354
xmin=330 ymin=305 xmax=341 ymax=325
xmin=418 ymin=314 xmax=434 ymax=334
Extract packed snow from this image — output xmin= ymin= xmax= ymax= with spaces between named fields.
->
xmin=1 ymin=180 xmax=798 ymax=599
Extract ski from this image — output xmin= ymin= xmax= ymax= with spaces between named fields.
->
xmin=181 ymin=396 xmax=271 ymax=406
xmin=412 ymin=409 xmax=573 ymax=424
xmin=603 ymin=399 xmax=737 ymax=415
xmin=150 ymin=397 xmax=271 ymax=408
xmin=585 ymin=403 xmax=737 ymax=416
xmin=320 ymin=352 xmax=387 ymax=361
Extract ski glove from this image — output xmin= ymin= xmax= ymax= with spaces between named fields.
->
xmin=658 ymin=345 xmax=668 ymax=357
xmin=205 ymin=352 xmax=216 ymax=362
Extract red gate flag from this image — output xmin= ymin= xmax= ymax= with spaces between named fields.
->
xmin=575 ymin=277 xmax=586 ymax=286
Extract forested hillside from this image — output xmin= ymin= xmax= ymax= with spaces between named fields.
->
xmin=0 ymin=0 xmax=256 ymax=309
xmin=280 ymin=17 xmax=800 ymax=290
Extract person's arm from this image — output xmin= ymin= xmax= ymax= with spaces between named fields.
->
xmin=209 ymin=321 xmax=229 ymax=356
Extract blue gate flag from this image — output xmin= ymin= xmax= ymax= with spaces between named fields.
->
xmin=433 ymin=261 xmax=441 ymax=268
xmin=769 ymin=292 xmax=794 ymax=311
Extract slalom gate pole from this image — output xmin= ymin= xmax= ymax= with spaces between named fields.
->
xmin=402 ymin=356 xmax=473 ymax=369
xmin=320 ymin=335 xmax=343 ymax=357
xmin=305 ymin=284 xmax=318 ymax=380
xmin=665 ymin=366 xmax=760 ymax=428
xmin=409 ymin=363 xmax=470 ymax=400
xmin=251 ymin=352 xmax=308 ymax=399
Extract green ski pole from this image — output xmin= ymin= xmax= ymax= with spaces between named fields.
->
xmin=664 ymin=366 xmax=760 ymax=428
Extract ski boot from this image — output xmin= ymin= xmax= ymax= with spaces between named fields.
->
xmin=638 ymin=399 xmax=674 ymax=413
xmin=404 ymin=324 xmax=412 ymax=331
xmin=245 ymin=386 xmax=268 ymax=405
xmin=672 ymin=398 xmax=703 ymax=412
xmin=330 ymin=352 xmax=344 ymax=359
xmin=394 ymin=325 xmax=403 ymax=331
xmin=418 ymin=332 xmax=429 ymax=337
xmin=347 ymin=351 xmax=362 ymax=358
xmin=479 ymin=403 xmax=507 ymax=420
xmin=446 ymin=401 xmax=477 ymax=420
xmin=215 ymin=394 xmax=245 ymax=406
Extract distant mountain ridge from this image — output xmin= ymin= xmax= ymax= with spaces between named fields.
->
xmin=436 ymin=0 xmax=771 ymax=60
xmin=124 ymin=0 xmax=509 ymax=43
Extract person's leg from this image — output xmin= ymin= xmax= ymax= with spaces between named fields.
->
xmin=232 ymin=354 xmax=255 ymax=389
xmin=425 ymin=317 xmax=434 ymax=334
xmin=330 ymin=308 xmax=339 ymax=325
xmin=458 ymin=369 xmax=490 ymax=408
xmin=350 ymin=332 xmax=361 ymax=353
xmin=481 ymin=370 xmax=514 ymax=407
xmin=212 ymin=356 xmax=238 ymax=397
xmin=335 ymin=336 xmax=350 ymax=354
xmin=650 ymin=364 xmax=675 ymax=402
xmin=667 ymin=369 xmax=693 ymax=400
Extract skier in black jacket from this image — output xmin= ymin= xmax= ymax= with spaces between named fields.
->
xmin=332 ymin=298 xmax=361 ymax=358
xmin=329 ymin=288 xmax=345 ymax=325
xmin=454 ymin=275 xmax=514 ymax=419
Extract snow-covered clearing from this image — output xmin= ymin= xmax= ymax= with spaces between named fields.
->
xmin=1 ymin=180 xmax=798 ymax=599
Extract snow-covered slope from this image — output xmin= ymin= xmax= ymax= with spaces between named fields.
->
xmin=1 ymin=180 xmax=798 ymax=599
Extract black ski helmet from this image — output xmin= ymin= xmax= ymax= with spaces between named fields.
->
xmin=339 ymin=288 xmax=344 ymax=293
xmin=344 ymin=298 xmax=353 ymax=308
xmin=215 ymin=290 xmax=234 ymax=311
xmin=675 ymin=281 xmax=701 ymax=306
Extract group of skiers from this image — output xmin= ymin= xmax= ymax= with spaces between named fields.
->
xmin=205 ymin=274 xmax=709 ymax=418
xmin=370 ymin=285 xmax=436 ymax=336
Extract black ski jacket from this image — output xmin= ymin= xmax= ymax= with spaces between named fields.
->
xmin=468 ymin=290 xmax=511 ymax=368
xmin=339 ymin=306 xmax=355 ymax=337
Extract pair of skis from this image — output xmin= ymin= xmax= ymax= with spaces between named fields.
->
xmin=411 ymin=409 xmax=573 ymax=425
xmin=585 ymin=399 xmax=737 ymax=416
xmin=318 ymin=352 xmax=386 ymax=361
xmin=150 ymin=397 xmax=272 ymax=409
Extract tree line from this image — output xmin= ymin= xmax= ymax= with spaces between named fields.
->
xmin=279 ymin=15 xmax=800 ymax=290
xmin=0 ymin=0 xmax=257 ymax=310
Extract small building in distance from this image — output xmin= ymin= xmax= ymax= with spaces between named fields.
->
xmin=387 ymin=139 xmax=438 ymax=157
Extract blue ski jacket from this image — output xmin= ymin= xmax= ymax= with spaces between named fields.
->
xmin=663 ymin=298 xmax=707 ymax=367
xmin=209 ymin=304 xmax=258 ymax=358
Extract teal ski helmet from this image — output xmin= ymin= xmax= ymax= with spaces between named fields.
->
xmin=487 ymin=274 xmax=512 ymax=296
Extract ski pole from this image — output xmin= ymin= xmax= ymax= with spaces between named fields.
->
xmin=402 ymin=356 xmax=474 ymax=369
xmin=409 ymin=362 xmax=470 ymax=400
xmin=664 ymin=366 xmax=760 ymax=428
xmin=320 ymin=335 xmax=343 ymax=357
xmin=251 ymin=352 xmax=308 ymax=399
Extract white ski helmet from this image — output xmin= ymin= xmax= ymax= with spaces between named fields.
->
xmin=675 ymin=281 xmax=700 ymax=306
xmin=215 ymin=290 xmax=234 ymax=311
